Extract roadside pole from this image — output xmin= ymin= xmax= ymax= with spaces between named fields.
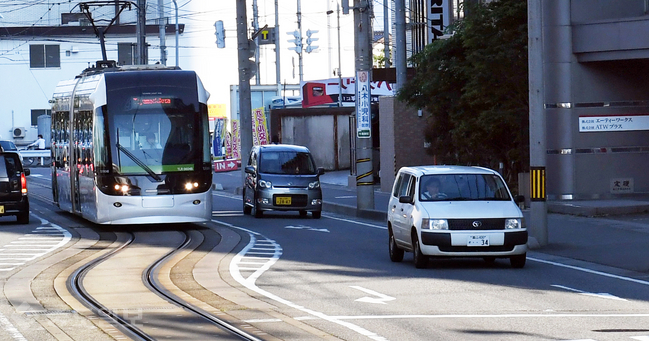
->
xmin=236 ymin=0 xmax=253 ymax=174
xmin=354 ymin=0 xmax=374 ymax=210
xmin=528 ymin=0 xmax=548 ymax=246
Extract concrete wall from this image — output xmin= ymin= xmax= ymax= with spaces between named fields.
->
xmin=274 ymin=107 xmax=353 ymax=171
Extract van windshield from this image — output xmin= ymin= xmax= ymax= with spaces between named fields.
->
xmin=260 ymin=151 xmax=316 ymax=175
xmin=420 ymin=174 xmax=511 ymax=201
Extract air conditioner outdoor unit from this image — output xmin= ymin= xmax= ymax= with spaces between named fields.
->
xmin=12 ymin=127 xmax=26 ymax=138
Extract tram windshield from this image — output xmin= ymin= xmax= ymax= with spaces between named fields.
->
xmin=106 ymin=94 xmax=205 ymax=175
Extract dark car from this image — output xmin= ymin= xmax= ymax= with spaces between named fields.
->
xmin=0 ymin=140 xmax=24 ymax=163
xmin=0 ymin=148 xmax=30 ymax=224
xmin=243 ymin=144 xmax=324 ymax=218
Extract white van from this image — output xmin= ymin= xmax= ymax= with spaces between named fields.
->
xmin=387 ymin=165 xmax=527 ymax=268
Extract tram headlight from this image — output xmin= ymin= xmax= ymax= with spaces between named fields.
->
xmin=185 ymin=182 xmax=199 ymax=191
xmin=114 ymin=184 xmax=129 ymax=193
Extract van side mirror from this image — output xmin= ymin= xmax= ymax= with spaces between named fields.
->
xmin=244 ymin=166 xmax=255 ymax=175
xmin=399 ymin=195 xmax=412 ymax=204
xmin=23 ymin=168 xmax=30 ymax=176
xmin=317 ymin=167 xmax=325 ymax=176
xmin=514 ymin=195 xmax=525 ymax=204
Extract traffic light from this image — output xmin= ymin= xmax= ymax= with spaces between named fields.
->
xmin=286 ymin=30 xmax=302 ymax=54
xmin=214 ymin=20 xmax=225 ymax=48
xmin=305 ymin=29 xmax=319 ymax=53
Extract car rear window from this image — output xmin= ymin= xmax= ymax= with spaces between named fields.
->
xmin=420 ymin=174 xmax=511 ymax=201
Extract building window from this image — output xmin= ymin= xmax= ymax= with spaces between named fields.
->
xmin=30 ymin=45 xmax=60 ymax=68
xmin=31 ymin=109 xmax=51 ymax=126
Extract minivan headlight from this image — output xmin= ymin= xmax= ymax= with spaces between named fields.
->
xmin=259 ymin=179 xmax=272 ymax=188
xmin=421 ymin=218 xmax=448 ymax=230
xmin=505 ymin=218 xmax=522 ymax=229
xmin=308 ymin=180 xmax=320 ymax=189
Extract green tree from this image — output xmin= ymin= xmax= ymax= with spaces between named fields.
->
xmin=397 ymin=0 xmax=528 ymax=184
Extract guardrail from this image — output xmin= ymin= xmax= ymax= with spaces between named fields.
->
xmin=18 ymin=149 xmax=51 ymax=166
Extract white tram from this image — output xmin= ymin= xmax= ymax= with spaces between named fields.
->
xmin=50 ymin=62 xmax=213 ymax=224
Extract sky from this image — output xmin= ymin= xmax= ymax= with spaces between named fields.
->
xmin=177 ymin=0 xmax=390 ymax=111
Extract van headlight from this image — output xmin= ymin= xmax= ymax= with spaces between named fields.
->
xmin=259 ymin=179 xmax=272 ymax=188
xmin=421 ymin=218 xmax=448 ymax=230
xmin=505 ymin=218 xmax=523 ymax=229
xmin=308 ymin=180 xmax=320 ymax=189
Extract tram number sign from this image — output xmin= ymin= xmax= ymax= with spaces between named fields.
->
xmin=214 ymin=159 xmax=238 ymax=173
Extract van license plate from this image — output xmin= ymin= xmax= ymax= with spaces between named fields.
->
xmin=467 ymin=235 xmax=489 ymax=246
xmin=0 ymin=205 xmax=3 ymax=214
xmin=275 ymin=197 xmax=292 ymax=205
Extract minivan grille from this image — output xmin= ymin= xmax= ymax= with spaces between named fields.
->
xmin=448 ymin=218 xmax=505 ymax=230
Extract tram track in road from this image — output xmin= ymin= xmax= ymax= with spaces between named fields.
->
xmin=68 ymin=228 xmax=264 ymax=341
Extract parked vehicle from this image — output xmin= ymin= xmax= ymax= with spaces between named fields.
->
xmin=0 ymin=140 xmax=23 ymax=163
xmin=387 ymin=165 xmax=527 ymax=268
xmin=0 ymin=148 xmax=30 ymax=224
xmin=243 ymin=144 xmax=324 ymax=218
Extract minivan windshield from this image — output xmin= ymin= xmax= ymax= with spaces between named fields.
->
xmin=260 ymin=151 xmax=317 ymax=175
xmin=420 ymin=174 xmax=511 ymax=201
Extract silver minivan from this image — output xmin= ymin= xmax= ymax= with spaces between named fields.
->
xmin=243 ymin=144 xmax=324 ymax=218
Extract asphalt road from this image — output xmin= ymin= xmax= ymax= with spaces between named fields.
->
xmin=0 ymin=167 xmax=648 ymax=341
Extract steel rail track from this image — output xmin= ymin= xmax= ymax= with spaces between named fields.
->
xmin=143 ymin=229 xmax=262 ymax=341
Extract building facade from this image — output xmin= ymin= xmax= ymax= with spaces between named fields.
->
xmin=544 ymin=0 xmax=649 ymax=199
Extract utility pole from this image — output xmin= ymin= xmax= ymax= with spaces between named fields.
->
xmin=237 ymin=0 xmax=253 ymax=171
xmin=394 ymin=0 xmax=406 ymax=91
xmin=136 ymin=0 xmax=147 ymax=64
xmin=383 ymin=0 xmax=390 ymax=67
xmin=275 ymin=0 xmax=281 ymax=90
xmin=354 ymin=0 xmax=374 ymax=210
xmin=528 ymin=0 xmax=548 ymax=246
xmin=253 ymin=0 xmax=260 ymax=85
xmin=157 ymin=0 xmax=166 ymax=65
xmin=297 ymin=0 xmax=304 ymax=83
xmin=336 ymin=3 xmax=342 ymax=107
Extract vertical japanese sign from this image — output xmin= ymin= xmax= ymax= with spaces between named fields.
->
xmin=213 ymin=118 xmax=225 ymax=158
xmin=225 ymin=131 xmax=232 ymax=159
xmin=231 ymin=119 xmax=241 ymax=160
xmin=356 ymin=70 xmax=371 ymax=138
xmin=252 ymin=107 xmax=269 ymax=146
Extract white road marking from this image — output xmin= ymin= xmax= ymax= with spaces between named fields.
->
xmin=324 ymin=215 xmax=386 ymax=229
xmin=529 ymin=257 xmax=649 ymax=286
xmin=0 ymin=311 xmax=27 ymax=340
xmin=335 ymin=195 xmax=357 ymax=199
xmin=285 ymin=225 xmax=330 ymax=233
xmin=293 ymin=313 xmax=649 ymax=320
xmin=552 ymin=284 xmax=627 ymax=301
xmin=213 ymin=219 xmax=389 ymax=341
xmin=0 ymin=215 xmax=71 ymax=272
xmin=631 ymin=336 xmax=649 ymax=341
xmin=350 ymin=286 xmax=396 ymax=304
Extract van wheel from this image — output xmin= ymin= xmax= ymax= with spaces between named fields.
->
xmin=312 ymin=211 xmax=321 ymax=219
xmin=510 ymin=253 xmax=526 ymax=268
xmin=17 ymin=212 xmax=29 ymax=225
xmin=389 ymin=229 xmax=404 ymax=262
xmin=412 ymin=234 xmax=428 ymax=269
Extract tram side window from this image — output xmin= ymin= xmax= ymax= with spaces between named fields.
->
xmin=93 ymin=107 xmax=109 ymax=172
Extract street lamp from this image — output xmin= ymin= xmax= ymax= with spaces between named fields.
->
xmin=327 ymin=3 xmax=343 ymax=107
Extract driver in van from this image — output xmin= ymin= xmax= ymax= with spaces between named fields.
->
xmin=422 ymin=178 xmax=446 ymax=200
